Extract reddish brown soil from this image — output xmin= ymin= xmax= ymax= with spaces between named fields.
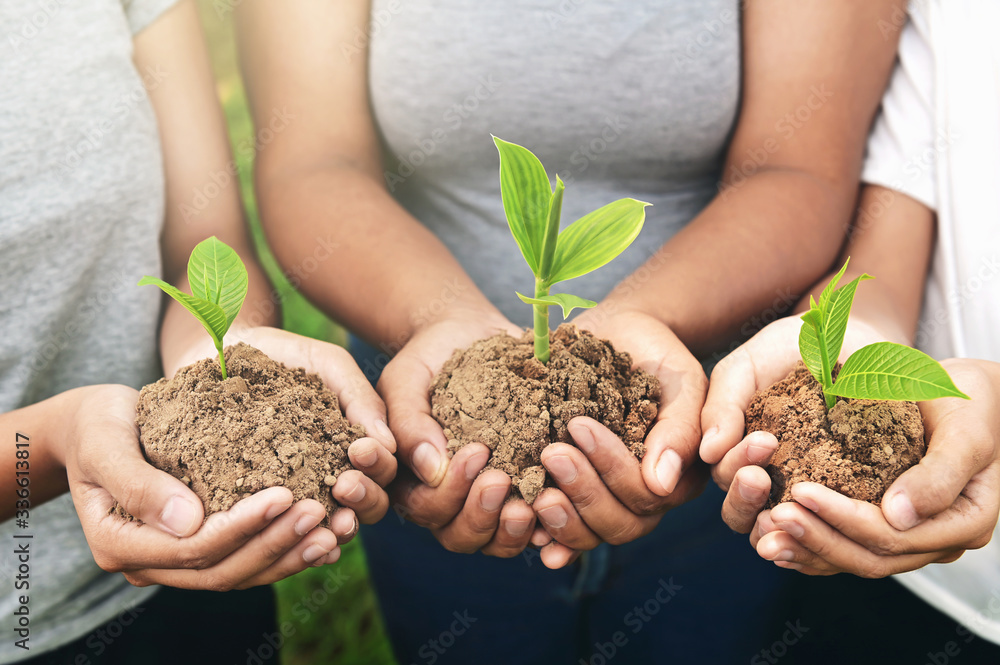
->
xmin=747 ymin=362 xmax=925 ymax=506
xmin=430 ymin=324 xmax=660 ymax=504
xmin=127 ymin=343 xmax=364 ymax=523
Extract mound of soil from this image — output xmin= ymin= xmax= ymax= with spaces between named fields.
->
xmin=430 ymin=324 xmax=660 ymax=504
xmin=747 ymin=362 xmax=925 ymax=506
xmin=128 ymin=343 xmax=365 ymax=523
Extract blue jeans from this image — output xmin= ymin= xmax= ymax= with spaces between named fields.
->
xmin=352 ymin=338 xmax=793 ymax=664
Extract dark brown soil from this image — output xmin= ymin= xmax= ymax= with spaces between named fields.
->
xmin=126 ymin=343 xmax=365 ymax=523
xmin=747 ymin=362 xmax=925 ymax=506
xmin=430 ymin=324 xmax=660 ymax=504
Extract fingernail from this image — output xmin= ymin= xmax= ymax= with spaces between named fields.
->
xmin=545 ymin=455 xmax=578 ymax=484
xmin=353 ymin=442 xmax=378 ymax=468
xmin=159 ymin=496 xmax=199 ymax=537
xmin=343 ymin=482 xmax=366 ymax=504
xmin=264 ymin=501 xmax=292 ymax=521
xmin=747 ymin=441 xmax=775 ymax=463
xmin=303 ymin=543 xmax=331 ymax=563
xmin=506 ymin=518 xmax=531 ymax=537
xmin=538 ymin=505 xmax=568 ymax=529
xmin=777 ymin=520 xmax=805 ymax=539
xmin=573 ymin=424 xmax=596 ymax=455
xmin=771 ymin=549 xmax=795 ymax=562
xmin=322 ymin=548 xmax=342 ymax=565
xmin=700 ymin=426 xmax=720 ymax=450
xmin=412 ymin=442 xmax=445 ymax=486
xmin=794 ymin=494 xmax=819 ymax=512
xmin=465 ymin=448 xmax=490 ymax=481
xmin=886 ymin=491 xmax=921 ymax=530
xmin=480 ymin=485 xmax=508 ymax=512
xmin=374 ymin=419 xmax=394 ymax=442
xmin=738 ymin=479 xmax=766 ymax=503
xmin=294 ymin=512 xmax=323 ymax=536
xmin=655 ymin=449 xmax=683 ymax=494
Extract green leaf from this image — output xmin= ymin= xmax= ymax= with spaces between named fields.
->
xmin=137 ymin=276 xmax=228 ymax=346
xmin=516 ymin=292 xmax=597 ymax=318
xmin=827 ymin=342 xmax=971 ymax=401
xmin=798 ymin=309 xmax=824 ymax=384
xmin=548 ymin=198 xmax=650 ymax=285
xmin=823 ymin=272 xmax=874 ymax=371
xmin=493 ymin=136 xmax=552 ymax=275
xmin=187 ymin=236 xmax=248 ymax=330
xmin=818 ymin=257 xmax=851 ymax=312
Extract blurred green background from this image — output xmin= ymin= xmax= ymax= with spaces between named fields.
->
xmin=195 ymin=3 xmax=396 ymax=664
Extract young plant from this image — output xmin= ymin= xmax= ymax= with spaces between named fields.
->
xmin=139 ymin=236 xmax=248 ymax=380
xmin=799 ymin=258 xmax=969 ymax=408
xmin=494 ymin=136 xmax=650 ymax=363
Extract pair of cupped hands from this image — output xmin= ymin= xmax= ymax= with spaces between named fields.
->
xmin=65 ymin=306 xmax=999 ymax=592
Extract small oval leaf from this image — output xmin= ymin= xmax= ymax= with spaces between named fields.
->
xmin=494 ymin=137 xmax=552 ymax=274
xmin=516 ymin=291 xmax=597 ymax=319
xmin=188 ymin=236 xmax=248 ymax=331
xmin=827 ymin=342 xmax=971 ymax=401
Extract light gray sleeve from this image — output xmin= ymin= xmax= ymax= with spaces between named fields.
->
xmin=861 ymin=6 xmax=937 ymax=212
xmin=120 ymin=0 xmax=181 ymax=35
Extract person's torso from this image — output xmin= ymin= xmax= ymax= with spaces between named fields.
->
xmin=369 ymin=0 xmax=741 ymax=327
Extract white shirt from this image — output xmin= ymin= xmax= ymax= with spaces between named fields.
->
xmin=862 ymin=0 xmax=1000 ymax=644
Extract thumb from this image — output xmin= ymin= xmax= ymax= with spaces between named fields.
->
xmin=71 ymin=413 xmax=205 ymax=538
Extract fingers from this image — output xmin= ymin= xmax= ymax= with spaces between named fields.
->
xmin=328 ymin=507 xmax=360 ymax=544
xmin=70 ymin=407 xmax=204 ymax=538
xmin=432 ymin=470 xmax=510 ymax=554
xmin=882 ymin=386 xmax=997 ymax=530
xmin=541 ymin=440 xmax=660 ymax=544
xmin=540 ymin=540 xmax=582 ymax=569
xmin=700 ymin=346 xmax=758 ymax=464
xmin=712 ymin=430 xmax=778 ymax=491
xmin=80 ymin=486 xmax=294 ymax=573
xmin=641 ymin=358 xmax=706 ymax=497
xmin=531 ymin=488 xmax=602 ymax=551
xmin=378 ymin=353 xmax=450 ymax=486
xmin=721 ymin=465 xmax=772 ymax=533
xmin=333 ymin=469 xmax=390 ymax=525
xmin=348 ymin=437 xmax=398 ymax=488
xmin=389 ymin=443 xmax=490 ymax=529
xmin=125 ymin=499 xmax=340 ymax=590
xmin=480 ymin=500 xmax=535 ymax=558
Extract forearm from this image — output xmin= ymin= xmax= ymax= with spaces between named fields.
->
xmin=604 ymin=167 xmax=850 ymax=355
xmin=256 ymin=158 xmax=506 ymax=352
xmin=0 ymin=389 xmax=88 ymax=520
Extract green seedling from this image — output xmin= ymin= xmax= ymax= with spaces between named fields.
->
xmin=799 ymin=258 xmax=969 ymax=408
xmin=139 ymin=236 xmax=248 ymax=380
xmin=494 ymin=136 xmax=650 ymax=363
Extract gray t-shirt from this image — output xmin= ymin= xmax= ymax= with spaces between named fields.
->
xmin=0 ymin=0 xmax=176 ymax=660
xmin=369 ymin=0 xmax=740 ymax=328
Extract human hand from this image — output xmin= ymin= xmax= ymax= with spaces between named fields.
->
xmin=164 ymin=326 xmax=397 ymax=540
xmin=378 ymin=308 xmax=544 ymax=558
xmin=700 ymin=316 xmax=885 ymax=533
xmin=751 ymin=358 xmax=1000 ymax=577
xmin=61 ymin=384 xmax=344 ymax=589
xmin=524 ymin=307 xmax=708 ymax=567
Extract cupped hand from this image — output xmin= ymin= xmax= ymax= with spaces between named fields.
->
xmin=525 ymin=306 xmax=708 ymax=562
xmin=63 ymin=384 xmax=342 ymax=590
xmin=751 ymin=358 xmax=1000 ymax=577
xmin=700 ymin=316 xmax=885 ymax=533
xmin=164 ymin=326 xmax=397 ymax=539
xmin=377 ymin=308 xmax=540 ymax=557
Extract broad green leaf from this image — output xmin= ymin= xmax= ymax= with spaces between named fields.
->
xmin=818 ymin=257 xmax=851 ymax=312
xmin=823 ymin=272 xmax=874 ymax=371
xmin=798 ymin=310 xmax=824 ymax=384
xmin=187 ymin=236 xmax=248 ymax=331
xmin=494 ymin=136 xmax=552 ymax=275
xmin=138 ymin=276 xmax=228 ymax=345
xmin=516 ymin=292 xmax=597 ymax=318
xmin=827 ymin=342 xmax=971 ymax=401
xmin=548 ymin=198 xmax=650 ymax=285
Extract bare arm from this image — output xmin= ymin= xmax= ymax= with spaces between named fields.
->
xmin=602 ymin=0 xmax=909 ymax=356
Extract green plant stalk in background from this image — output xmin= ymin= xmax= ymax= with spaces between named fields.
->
xmin=799 ymin=258 xmax=969 ymax=407
xmin=138 ymin=236 xmax=249 ymax=379
xmin=493 ymin=136 xmax=650 ymax=363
